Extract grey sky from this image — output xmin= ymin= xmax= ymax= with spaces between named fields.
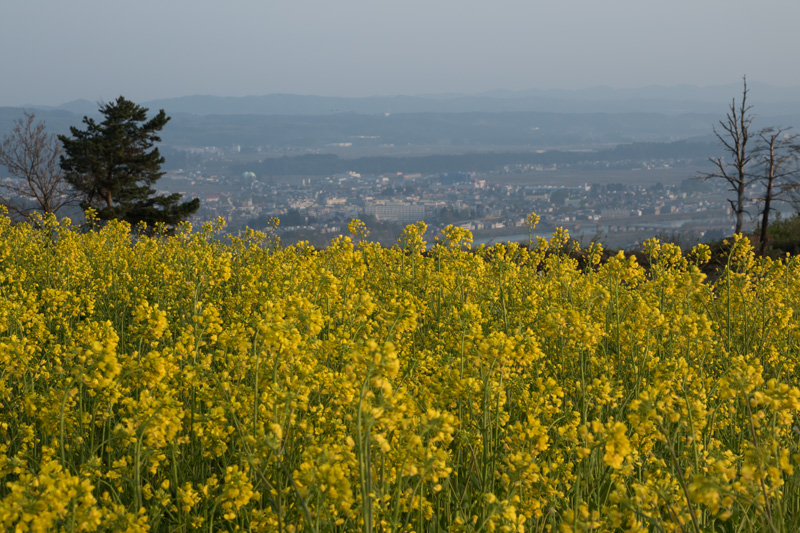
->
xmin=2 ymin=0 xmax=798 ymax=106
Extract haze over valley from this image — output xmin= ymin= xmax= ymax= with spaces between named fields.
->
xmin=4 ymin=85 xmax=794 ymax=248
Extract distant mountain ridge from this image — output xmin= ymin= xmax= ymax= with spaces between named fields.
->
xmin=3 ymin=84 xmax=799 ymax=155
xmin=20 ymin=83 xmax=800 ymax=117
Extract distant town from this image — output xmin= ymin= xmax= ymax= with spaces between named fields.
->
xmin=159 ymin=147 xmax=740 ymax=250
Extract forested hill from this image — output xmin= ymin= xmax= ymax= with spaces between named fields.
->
xmin=159 ymin=111 xmax=725 ymax=149
xmin=232 ymin=140 xmax=718 ymax=178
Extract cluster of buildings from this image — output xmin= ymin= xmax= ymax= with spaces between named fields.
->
xmin=165 ymin=164 xmax=738 ymax=248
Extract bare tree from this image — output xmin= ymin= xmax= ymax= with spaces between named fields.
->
xmin=700 ymin=77 xmax=754 ymax=234
xmin=753 ymin=127 xmax=800 ymax=255
xmin=0 ymin=112 xmax=74 ymax=218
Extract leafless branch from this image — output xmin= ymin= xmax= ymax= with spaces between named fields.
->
xmin=697 ymin=76 xmax=754 ymax=234
xmin=751 ymin=126 xmax=800 ymax=254
xmin=0 ymin=111 xmax=77 ymax=219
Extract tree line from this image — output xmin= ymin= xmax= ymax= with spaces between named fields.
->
xmin=0 ymin=97 xmax=199 ymax=228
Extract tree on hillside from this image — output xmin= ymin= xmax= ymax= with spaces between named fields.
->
xmin=59 ymin=96 xmax=199 ymax=227
xmin=752 ymin=127 xmax=800 ymax=254
xmin=0 ymin=112 xmax=74 ymax=218
xmin=700 ymin=77 xmax=754 ymax=234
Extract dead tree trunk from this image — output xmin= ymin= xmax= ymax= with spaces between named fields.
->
xmin=754 ymin=127 xmax=800 ymax=255
xmin=700 ymin=77 xmax=754 ymax=235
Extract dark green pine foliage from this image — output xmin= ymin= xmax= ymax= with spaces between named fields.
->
xmin=59 ymin=96 xmax=199 ymax=227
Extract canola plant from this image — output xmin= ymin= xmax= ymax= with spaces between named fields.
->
xmin=0 ymin=212 xmax=799 ymax=532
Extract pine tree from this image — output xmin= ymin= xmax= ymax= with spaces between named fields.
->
xmin=59 ymin=96 xmax=199 ymax=227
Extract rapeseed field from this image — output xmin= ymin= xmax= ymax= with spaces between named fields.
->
xmin=1 ymin=211 xmax=799 ymax=532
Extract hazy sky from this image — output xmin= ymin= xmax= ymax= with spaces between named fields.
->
xmin=2 ymin=0 xmax=799 ymax=106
